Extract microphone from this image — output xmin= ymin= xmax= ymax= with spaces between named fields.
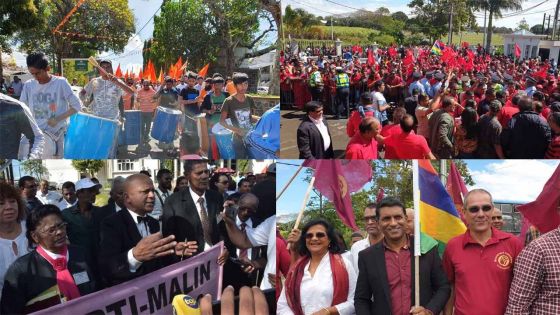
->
xmin=172 ymin=294 xmax=201 ymax=315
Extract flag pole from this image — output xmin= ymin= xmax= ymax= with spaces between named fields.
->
xmin=276 ymin=164 xmax=304 ymax=200
xmin=287 ymin=176 xmax=316 ymax=250
xmin=412 ymin=160 xmax=421 ymax=307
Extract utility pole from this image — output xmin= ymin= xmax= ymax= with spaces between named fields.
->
xmin=331 ymin=15 xmax=334 ymax=42
xmin=548 ymin=15 xmax=552 ymax=39
xmin=448 ymin=2 xmax=454 ymax=45
xmin=482 ymin=9 xmax=487 ymax=47
xmin=543 ymin=13 xmax=547 ymax=35
xmin=554 ymin=0 xmax=560 ymax=40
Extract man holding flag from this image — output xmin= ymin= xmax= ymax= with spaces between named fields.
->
xmin=442 ymin=189 xmax=523 ymax=315
xmin=354 ymin=197 xmax=450 ymax=315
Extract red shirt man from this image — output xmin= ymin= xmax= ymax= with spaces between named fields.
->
xmin=384 ymin=115 xmax=435 ymax=159
xmin=442 ymin=189 xmax=523 ymax=315
xmin=345 ymin=116 xmax=380 ymax=159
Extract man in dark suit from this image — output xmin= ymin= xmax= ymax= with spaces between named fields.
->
xmin=162 ymin=160 xmax=228 ymax=264
xmin=98 ymin=176 xmax=125 ymax=217
xmin=297 ymin=101 xmax=334 ymax=159
xmin=354 ymin=197 xmax=450 ymax=315
xmin=99 ymin=174 xmax=197 ymax=286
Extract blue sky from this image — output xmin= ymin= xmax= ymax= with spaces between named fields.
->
xmin=277 ymin=159 xmax=560 ymax=215
xmin=282 ymin=0 xmax=553 ymax=30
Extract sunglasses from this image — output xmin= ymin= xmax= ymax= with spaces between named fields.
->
xmin=305 ymin=232 xmax=327 ymax=239
xmin=467 ymin=204 xmax=493 ymax=213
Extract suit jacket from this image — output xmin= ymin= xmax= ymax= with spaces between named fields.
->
xmin=98 ymin=198 xmax=117 ymax=216
xmin=98 ymin=208 xmax=163 ymax=286
xmin=354 ymin=240 xmax=450 ymax=315
xmin=162 ymin=188 xmax=224 ymax=260
xmin=428 ymin=109 xmax=454 ymax=159
xmin=1 ymin=245 xmax=96 ymax=314
xmin=297 ymin=115 xmax=334 ymax=159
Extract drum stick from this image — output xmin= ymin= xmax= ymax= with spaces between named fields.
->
xmin=87 ymin=56 xmax=109 ymax=77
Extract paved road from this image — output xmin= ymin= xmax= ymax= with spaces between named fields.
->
xmin=280 ymin=109 xmax=350 ymax=159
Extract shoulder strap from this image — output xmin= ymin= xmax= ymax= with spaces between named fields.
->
xmin=154 ymin=189 xmax=165 ymax=207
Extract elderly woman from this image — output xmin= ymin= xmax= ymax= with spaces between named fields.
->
xmin=1 ymin=204 xmax=96 ymax=314
xmin=0 ymin=183 xmax=29 ymax=296
xmin=278 ymin=219 xmax=356 ymax=315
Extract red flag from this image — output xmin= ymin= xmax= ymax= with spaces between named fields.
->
xmin=149 ymin=60 xmax=157 ymax=83
xmin=514 ymin=43 xmax=521 ymax=58
xmin=517 ymin=164 xmax=560 ymax=234
xmin=376 ymin=188 xmax=385 ymax=203
xmin=446 ymin=161 xmax=468 ymax=223
xmin=115 ymin=64 xmax=123 ymax=78
xmin=533 ymin=65 xmax=550 ymax=80
xmin=124 ymin=69 xmax=129 ymax=80
xmin=461 ymin=42 xmax=470 ymax=49
xmin=388 ymin=46 xmax=397 ymax=58
xmin=302 ymin=160 xmax=372 ymax=230
xmin=403 ymin=50 xmax=414 ymax=66
xmin=138 ymin=67 xmax=143 ymax=80
xmin=367 ymin=49 xmax=375 ymax=67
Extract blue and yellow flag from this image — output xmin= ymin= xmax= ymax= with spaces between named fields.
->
xmin=431 ymin=40 xmax=445 ymax=56
xmin=418 ymin=160 xmax=466 ymax=256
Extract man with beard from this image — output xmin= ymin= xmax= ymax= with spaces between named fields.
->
xmin=350 ymin=203 xmax=384 ymax=271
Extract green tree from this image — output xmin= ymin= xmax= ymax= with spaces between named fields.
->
xmin=391 ymin=11 xmax=409 ymax=22
xmin=71 ymin=160 xmax=105 ymax=177
xmin=0 ymin=0 xmax=46 ymax=77
xmin=17 ymin=0 xmax=135 ymax=72
xmin=21 ymin=160 xmax=49 ymax=179
xmin=431 ymin=160 xmax=475 ymax=186
xmin=515 ymin=18 xmax=530 ymax=31
xmin=409 ymin=0 xmax=476 ymax=43
xmin=470 ymin=0 xmax=523 ymax=51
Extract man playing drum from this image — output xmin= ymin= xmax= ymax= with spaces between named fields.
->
xmin=20 ymin=52 xmax=83 ymax=158
xmin=201 ymin=76 xmax=229 ymax=158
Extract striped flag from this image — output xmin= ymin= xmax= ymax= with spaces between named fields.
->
xmin=431 ymin=40 xmax=445 ymax=56
xmin=414 ymin=160 xmax=466 ymax=256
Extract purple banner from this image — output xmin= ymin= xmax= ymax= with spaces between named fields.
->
xmin=31 ymin=242 xmax=224 ymax=315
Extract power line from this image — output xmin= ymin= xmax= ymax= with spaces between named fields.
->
xmin=286 ymin=0 xmax=337 ymax=15
xmin=472 ymin=0 xmax=551 ymax=19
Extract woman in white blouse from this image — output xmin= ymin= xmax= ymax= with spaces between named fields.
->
xmin=0 ymin=183 xmax=30 ymax=295
xmin=278 ymin=219 xmax=356 ymax=315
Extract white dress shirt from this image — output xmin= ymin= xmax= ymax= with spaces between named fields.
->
xmin=350 ymin=237 xmax=372 ymax=273
xmin=56 ymin=198 xmax=77 ymax=211
xmin=277 ymin=252 xmax=357 ymax=315
xmin=36 ymin=190 xmax=61 ymax=205
xmin=189 ymin=187 xmax=211 ymax=251
xmin=150 ymin=187 xmax=170 ymax=220
xmin=246 ymin=216 xmax=276 ymax=290
xmin=309 ymin=116 xmax=331 ymax=152
xmin=235 ymin=217 xmax=252 ymax=259
xmin=126 ymin=209 xmax=152 ymax=272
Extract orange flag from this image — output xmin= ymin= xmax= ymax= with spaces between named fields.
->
xmin=198 ymin=63 xmax=210 ymax=78
xmin=124 ymin=69 xmax=129 ymax=80
xmin=174 ymin=57 xmax=183 ymax=79
xmin=149 ymin=60 xmax=157 ymax=83
xmin=115 ymin=64 xmax=123 ymax=78
xmin=226 ymin=81 xmax=237 ymax=95
xmin=158 ymin=67 xmax=163 ymax=83
xmin=138 ymin=67 xmax=143 ymax=81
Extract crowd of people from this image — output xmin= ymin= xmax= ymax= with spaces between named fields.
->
xmin=276 ymin=190 xmax=559 ymax=315
xmin=286 ymin=43 xmax=560 ymax=159
xmin=1 ymin=52 xmax=279 ymax=160
xmin=0 ymin=160 xmax=277 ymax=314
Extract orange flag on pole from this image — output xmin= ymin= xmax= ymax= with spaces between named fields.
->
xmin=158 ymin=67 xmax=163 ymax=83
xmin=115 ymin=64 xmax=123 ymax=78
xmin=148 ymin=60 xmax=157 ymax=83
xmin=198 ymin=63 xmax=210 ymax=78
xmin=138 ymin=67 xmax=143 ymax=81
xmin=124 ymin=69 xmax=129 ymax=80
xmin=174 ymin=57 xmax=183 ymax=79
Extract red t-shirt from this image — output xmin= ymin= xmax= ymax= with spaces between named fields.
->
xmin=442 ymin=228 xmax=523 ymax=315
xmin=499 ymin=106 xmax=519 ymax=128
xmin=346 ymin=108 xmax=377 ymax=137
xmin=345 ymin=133 xmax=378 ymax=159
xmin=384 ymin=131 xmax=431 ymax=159
xmin=381 ymin=124 xmax=402 ymax=137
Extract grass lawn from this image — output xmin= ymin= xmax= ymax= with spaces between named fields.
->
xmin=302 ymin=26 xmax=504 ymax=47
xmin=94 ymin=189 xmax=109 ymax=207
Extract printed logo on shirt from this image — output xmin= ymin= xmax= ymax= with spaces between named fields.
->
xmin=494 ymin=251 xmax=513 ymax=270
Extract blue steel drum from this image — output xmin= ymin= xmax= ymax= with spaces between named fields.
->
xmin=211 ymin=123 xmax=235 ymax=159
xmin=123 ymin=110 xmax=141 ymax=145
xmin=150 ymin=106 xmax=181 ymax=143
xmin=64 ymin=112 xmax=119 ymax=159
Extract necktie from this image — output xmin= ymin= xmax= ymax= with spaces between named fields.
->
xmin=198 ymin=197 xmax=212 ymax=245
xmin=36 ymin=245 xmax=81 ymax=301
xmin=137 ymin=216 xmax=149 ymax=236
xmin=238 ymin=222 xmax=248 ymax=259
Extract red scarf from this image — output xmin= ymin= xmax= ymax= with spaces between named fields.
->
xmin=36 ymin=245 xmax=81 ymax=301
xmin=284 ymin=253 xmax=349 ymax=315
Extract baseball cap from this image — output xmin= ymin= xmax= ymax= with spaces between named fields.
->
xmin=75 ymin=178 xmax=102 ymax=191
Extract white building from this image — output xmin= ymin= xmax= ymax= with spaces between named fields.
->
xmin=502 ymin=30 xmax=550 ymax=60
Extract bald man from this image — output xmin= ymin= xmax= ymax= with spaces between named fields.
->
xmin=491 ymin=208 xmax=504 ymax=230
xmin=406 ymin=208 xmax=415 ymax=235
xmin=345 ymin=116 xmax=381 ymax=159
xmin=99 ymin=174 xmax=197 ymax=286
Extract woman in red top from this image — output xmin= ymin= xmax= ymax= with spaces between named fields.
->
xmin=291 ymin=69 xmax=309 ymax=110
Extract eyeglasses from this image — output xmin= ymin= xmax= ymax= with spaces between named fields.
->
xmin=467 ymin=204 xmax=493 ymax=213
xmin=305 ymin=232 xmax=327 ymax=239
xmin=39 ymin=222 xmax=68 ymax=236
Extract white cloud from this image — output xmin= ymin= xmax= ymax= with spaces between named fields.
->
xmin=468 ymin=160 xmax=559 ymax=203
